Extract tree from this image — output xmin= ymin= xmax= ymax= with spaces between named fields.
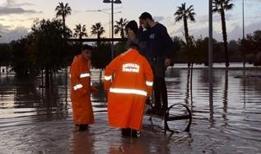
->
xmin=243 ymin=30 xmax=261 ymax=65
xmin=114 ymin=18 xmax=128 ymax=39
xmin=55 ymin=2 xmax=71 ymax=34
xmin=10 ymin=36 xmax=37 ymax=77
xmin=0 ymin=44 xmax=11 ymax=66
xmin=91 ymin=22 xmax=105 ymax=46
xmin=73 ymin=24 xmax=88 ymax=50
xmin=73 ymin=24 xmax=88 ymax=40
xmin=91 ymin=23 xmax=105 ymax=39
xmin=174 ymin=3 xmax=196 ymax=46
xmin=0 ymin=43 xmax=12 ymax=75
xmin=213 ymin=0 xmax=234 ymax=67
xmin=55 ymin=2 xmax=72 ymax=100
xmin=31 ymin=19 xmax=71 ymax=87
xmin=92 ymin=43 xmax=111 ymax=69
xmin=174 ymin=2 xmax=196 ymax=90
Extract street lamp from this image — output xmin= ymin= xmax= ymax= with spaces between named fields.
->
xmin=86 ymin=9 xmax=121 ymax=38
xmin=103 ymin=0 xmax=122 ymax=59
xmin=97 ymin=10 xmax=122 ymax=38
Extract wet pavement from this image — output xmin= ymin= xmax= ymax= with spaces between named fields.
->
xmin=0 ymin=65 xmax=261 ymax=154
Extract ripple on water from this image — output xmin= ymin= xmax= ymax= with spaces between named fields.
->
xmin=0 ymin=68 xmax=260 ymax=153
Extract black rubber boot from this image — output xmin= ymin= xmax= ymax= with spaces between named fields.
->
xmin=130 ymin=129 xmax=139 ymax=138
xmin=121 ymin=128 xmax=131 ymax=137
xmin=79 ymin=124 xmax=88 ymax=131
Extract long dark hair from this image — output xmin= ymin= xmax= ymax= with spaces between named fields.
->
xmin=125 ymin=20 xmax=138 ymax=35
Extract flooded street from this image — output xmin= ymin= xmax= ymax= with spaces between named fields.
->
xmin=0 ymin=64 xmax=261 ymax=153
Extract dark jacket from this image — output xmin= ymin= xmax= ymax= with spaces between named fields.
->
xmin=137 ymin=23 xmax=174 ymax=77
xmin=138 ymin=23 xmax=173 ymax=59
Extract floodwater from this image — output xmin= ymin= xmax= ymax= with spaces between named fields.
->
xmin=0 ymin=64 xmax=261 ymax=154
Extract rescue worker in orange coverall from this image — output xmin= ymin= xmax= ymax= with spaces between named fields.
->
xmin=70 ymin=45 xmax=96 ymax=131
xmin=104 ymin=21 xmax=154 ymax=137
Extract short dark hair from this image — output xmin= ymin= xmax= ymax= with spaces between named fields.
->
xmin=139 ymin=12 xmax=153 ymax=20
xmin=125 ymin=20 xmax=138 ymax=35
xmin=128 ymin=41 xmax=140 ymax=50
xmin=81 ymin=44 xmax=93 ymax=51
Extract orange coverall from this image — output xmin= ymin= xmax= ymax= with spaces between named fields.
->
xmin=104 ymin=48 xmax=154 ymax=130
xmin=70 ymin=55 xmax=94 ymax=125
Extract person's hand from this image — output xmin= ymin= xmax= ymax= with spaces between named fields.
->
xmin=104 ymin=90 xmax=109 ymax=98
xmin=165 ymin=58 xmax=172 ymax=67
xmin=145 ymin=97 xmax=151 ymax=105
xmin=91 ymin=86 xmax=98 ymax=94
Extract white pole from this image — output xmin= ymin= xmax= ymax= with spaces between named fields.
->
xmin=111 ymin=0 xmax=114 ymax=59
xmin=243 ymin=0 xmax=245 ymax=40
xmin=243 ymin=0 xmax=246 ymax=68
xmin=209 ymin=0 xmax=213 ymax=108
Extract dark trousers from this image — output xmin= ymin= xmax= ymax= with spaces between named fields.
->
xmin=153 ymin=77 xmax=168 ymax=112
xmin=149 ymin=57 xmax=168 ymax=112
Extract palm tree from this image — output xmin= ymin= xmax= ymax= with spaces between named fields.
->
xmin=114 ymin=18 xmax=128 ymax=39
xmin=91 ymin=23 xmax=105 ymax=39
xmin=175 ymin=3 xmax=196 ymax=102
xmin=174 ymin=3 xmax=196 ymax=46
xmin=91 ymin=23 xmax=105 ymax=46
xmin=213 ymin=0 xmax=234 ymax=67
xmin=55 ymin=2 xmax=71 ymax=33
xmin=74 ymin=24 xmax=88 ymax=40
xmin=55 ymin=2 xmax=71 ymax=100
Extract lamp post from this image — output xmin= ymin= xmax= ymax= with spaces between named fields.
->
xmin=209 ymin=0 xmax=213 ymax=115
xmin=242 ymin=0 xmax=246 ymax=107
xmin=242 ymin=0 xmax=245 ymax=40
xmin=209 ymin=0 xmax=213 ymax=74
xmin=103 ymin=0 xmax=122 ymax=59
xmin=86 ymin=9 xmax=121 ymax=38
xmin=242 ymin=0 xmax=246 ymax=68
xmin=97 ymin=10 xmax=122 ymax=38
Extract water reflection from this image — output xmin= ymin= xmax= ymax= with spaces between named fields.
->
xmin=36 ymin=75 xmax=69 ymax=119
xmin=0 ymin=75 xmax=70 ymax=119
xmin=222 ymin=69 xmax=228 ymax=126
xmin=208 ymin=69 xmax=214 ymax=128
xmin=70 ymin=131 xmax=95 ymax=154
xmin=14 ymin=78 xmax=41 ymax=109
xmin=0 ymin=66 xmax=261 ymax=153
xmin=108 ymin=139 xmax=148 ymax=154
xmin=186 ymin=68 xmax=190 ymax=102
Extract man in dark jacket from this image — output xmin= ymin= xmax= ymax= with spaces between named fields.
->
xmin=138 ymin=12 xmax=174 ymax=114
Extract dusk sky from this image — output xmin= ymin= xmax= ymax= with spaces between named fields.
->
xmin=0 ymin=0 xmax=260 ymax=43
